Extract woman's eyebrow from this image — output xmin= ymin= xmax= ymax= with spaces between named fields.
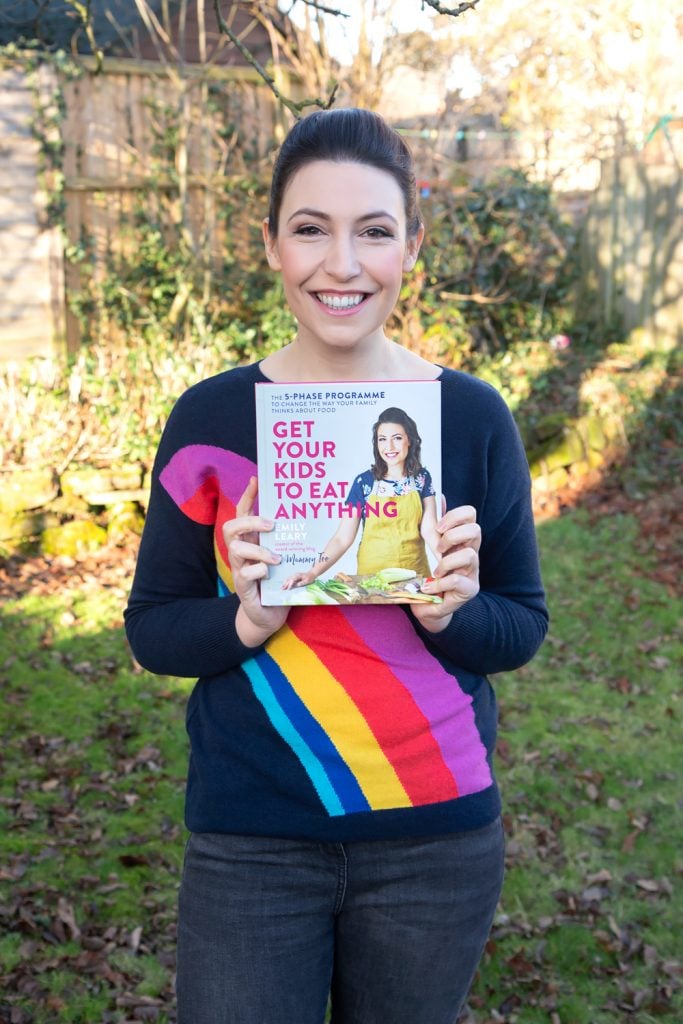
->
xmin=287 ymin=207 xmax=330 ymax=223
xmin=286 ymin=208 xmax=399 ymax=225
xmin=358 ymin=211 xmax=399 ymax=226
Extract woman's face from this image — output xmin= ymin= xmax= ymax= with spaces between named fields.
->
xmin=263 ymin=160 xmax=423 ymax=357
xmin=376 ymin=422 xmax=410 ymax=477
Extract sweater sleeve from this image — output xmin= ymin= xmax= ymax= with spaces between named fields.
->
xmin=124 ymin=390 xmax=259 ymax=678
xmin=414 ymin=496 xmax=548 ymax=675
xmin=412 ymin=375 xmax=548 ymax=675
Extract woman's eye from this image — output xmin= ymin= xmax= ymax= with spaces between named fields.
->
xmin=363 ymin=227 xmax=392 ymax=239
xmin=294 ymin=225 xmax=323 ymax=236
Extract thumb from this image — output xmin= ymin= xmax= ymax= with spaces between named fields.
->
xmin=236 ymin=476 xmax=259 ymax=518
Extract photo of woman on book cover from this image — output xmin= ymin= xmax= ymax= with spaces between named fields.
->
xmin=282 ymin=406 xmax=439 ymax=590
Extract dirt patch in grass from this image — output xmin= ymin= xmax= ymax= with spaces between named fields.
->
xmin=0 ymin=544 xmax=139 ymax=602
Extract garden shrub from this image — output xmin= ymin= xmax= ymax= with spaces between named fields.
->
xmin=395 ymin=169 xmax=577 ymax=366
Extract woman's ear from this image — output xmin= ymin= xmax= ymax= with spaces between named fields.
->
xmin=403 ymin=223 xmax=425 ymax=272
xmin=262 ymin=218 xmax=282 ymax=270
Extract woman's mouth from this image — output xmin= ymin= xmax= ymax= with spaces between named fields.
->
xmin=314 ymin=292 xmax=368 ymax=312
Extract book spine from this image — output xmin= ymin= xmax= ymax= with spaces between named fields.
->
xmin=254 ymin=386 xmax=276 ymax=604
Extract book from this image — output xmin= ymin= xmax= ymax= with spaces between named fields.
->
xmin=255 ymin=380 xmax=443 ymax=606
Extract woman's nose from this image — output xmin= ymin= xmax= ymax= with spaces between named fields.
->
xmin=323 ymin=235 xmax=361 ymax=279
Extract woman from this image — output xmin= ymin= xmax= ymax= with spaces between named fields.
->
xmin=125 ymin=107 xmax=548 ymax=1024
xmin=283 ymin=406 xmax=439 ymax=590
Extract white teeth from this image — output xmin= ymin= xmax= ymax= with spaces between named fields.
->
xmin=316 ymin=293 xmax=365 ymax=309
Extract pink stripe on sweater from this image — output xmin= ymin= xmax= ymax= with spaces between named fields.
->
xmin=342 ymin=606 xmax=492 ymax=796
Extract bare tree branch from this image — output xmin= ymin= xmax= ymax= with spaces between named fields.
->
xmin=289 ymin=0 xmax=350 ymax=17
xmin=65 ymin=0 xmax=104 ymax=70
xmin=250 ymin=3 xmax=334 ymax=106
xmin=421 ymin=0 xmax=481 ymax=16
xmin=130 ymin=0 xmax=183 ymax=87
xmin=213 ymin=0 xmax=338 ymax=119
xmin=438 ymin=289 xmax=511 ymax=305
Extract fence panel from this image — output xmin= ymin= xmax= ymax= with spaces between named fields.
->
xmin=582 ymin=156 xmax=683 ymax=343
xmin=0 ymin=57 xmax=282 ymax=359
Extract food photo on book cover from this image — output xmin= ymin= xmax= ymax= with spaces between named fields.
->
xmin=255 ymin=380 xmax=443 ymax=606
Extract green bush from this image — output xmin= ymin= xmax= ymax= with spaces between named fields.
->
xmin=0 ymin=169 xmax=578 ymax=474
xmin=393 ymin=169 xmax=577 ymax=365
xmin=68 ymin=168 xmax=575 ymax=367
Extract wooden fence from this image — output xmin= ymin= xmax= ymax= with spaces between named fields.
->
xmin=581 ymin=155 xmax=683 ymax=343
xmin=0 ymin=55 xmax=286 ymax=361
xmin=0 ymin=64 xmax=65 ymax=362
xmin=5 ymin=61 xmax=681 ymax=363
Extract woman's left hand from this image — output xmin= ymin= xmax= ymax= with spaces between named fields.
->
xmin=412 ymin=505 xmax=480 ymax=632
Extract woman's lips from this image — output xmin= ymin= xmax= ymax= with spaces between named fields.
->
xmin=313 ymin=292 xmax=370 ymax=315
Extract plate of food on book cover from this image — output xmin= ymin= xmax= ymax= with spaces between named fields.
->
xmin=293 ymin=568 xmax=443 ymax=606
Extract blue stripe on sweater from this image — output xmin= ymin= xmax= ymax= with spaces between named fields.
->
xmin=243 ymin=653 xmax=370 ymax=816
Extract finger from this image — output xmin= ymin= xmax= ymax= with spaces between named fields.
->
xmin=236 ymin=560 xmax=272 ymax=583
xmin=437 ymin=504 xmax=477 ymax=533
xmin=422 ymin=569 xmax=479 ymax=600
xmin=282 ymin=577 xmax=306 ymax=591
xmin=228 ymin=537 xmax=281 ymax=568
xmin=222 ymin=514 xmax=274 ymax=546
xmin=443 ymin=545 xmax=479 ymax=575
xmin=430 ymin=546 xmax=479 ymax=582
xmin=235 ymin=476 xmax=259 ymax=519
xmin=437 ymin=521 xmax=481 ymax=555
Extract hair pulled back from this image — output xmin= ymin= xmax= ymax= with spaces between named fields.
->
xmin=371 ymin=407 xmax=423 ymax=480
xmin=268 ymin=108 xmax=422 ymax=239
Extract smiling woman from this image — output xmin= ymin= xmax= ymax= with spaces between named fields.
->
xmin=262 ymin=160 xmax=423 ymax=365
xmin=124 ymin=107 xmax=548 ymax=1024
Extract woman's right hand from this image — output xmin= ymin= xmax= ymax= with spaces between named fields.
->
xmin=223 ymin=477 xmax=289 ymax=647
xmin=281 ymin=569 xmax=317 ymax=590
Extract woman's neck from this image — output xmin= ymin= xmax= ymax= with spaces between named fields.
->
xmin=260 ymin=337 xmax=440 ymax=384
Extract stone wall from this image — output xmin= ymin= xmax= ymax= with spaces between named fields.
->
xmin=0 ymin=464 xmax=147 ymax=557
xmin=526 ymin=409 xmax=627 ymax=519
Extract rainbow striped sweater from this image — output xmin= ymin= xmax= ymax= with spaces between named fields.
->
xmin=125 ymin=362 xmax=548 ymax=841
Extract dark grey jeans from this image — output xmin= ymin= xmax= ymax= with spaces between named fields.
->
xmin=176 ymin=818 xmax=504 ymax=1024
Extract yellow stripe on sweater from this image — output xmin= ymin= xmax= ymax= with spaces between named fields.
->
xmin=214 ymin=541 xmax=235 ymax=592
xmin=267 ymin=627 xmax=411 ymax=810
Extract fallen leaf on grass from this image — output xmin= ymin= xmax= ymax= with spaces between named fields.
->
xmin=129 ymin=925 xmax=143 ymax=954
xmin=586 ymin=868 xmax=613 ymax=884
xmin=56 ymin=897 xmax=81 ymax=940
xmin=636 ymin=878 xmax=662 ymax=893
xmin=581 ymin=885 xmax=608 ymax=904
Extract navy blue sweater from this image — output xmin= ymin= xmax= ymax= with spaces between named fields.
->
xmin=125 ymin=362 xmax=548 ymax=841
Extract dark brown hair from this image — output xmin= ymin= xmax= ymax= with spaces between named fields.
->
xmin=268 ymin=108 xmax=422 ymax=238
xmin=371 ymin=407 xmax=423 ymax=480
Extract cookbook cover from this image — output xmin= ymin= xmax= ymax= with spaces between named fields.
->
xmin=255 ymin=380 xmax=443 ymax=606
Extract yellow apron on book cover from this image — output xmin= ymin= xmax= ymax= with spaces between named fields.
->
xmin=357 ymin=489 xmax=431 ymax=577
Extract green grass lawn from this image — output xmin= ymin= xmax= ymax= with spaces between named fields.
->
xmin=465 ymin=510 xmax=681 ymax=1023
xmin=1 ymin=508 xmax=680 ymax=1023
